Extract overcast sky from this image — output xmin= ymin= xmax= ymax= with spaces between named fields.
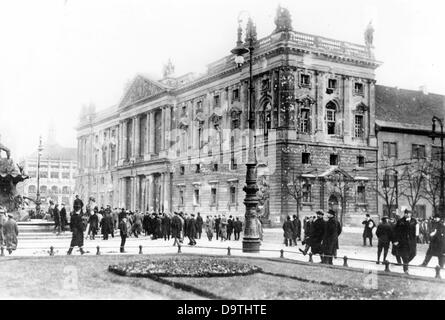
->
xmin=0 ymin=0 xmax=444 ymax=159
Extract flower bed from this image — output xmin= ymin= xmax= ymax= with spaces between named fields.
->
xmin=108 ymin=257 xmax=262 ymax=278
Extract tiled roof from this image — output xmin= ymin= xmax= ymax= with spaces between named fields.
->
xmin=28 ymin=143 xmax=76 ymax=162
xmin=375 ymin=85 xmax=445 ymax=127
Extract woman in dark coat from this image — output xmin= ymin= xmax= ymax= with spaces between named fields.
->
xmin=420 ymin=214 xmax=444 ymax=268
xmin=88 ymin=212 xmax=99 ymax=240
xmin=321 ymin=210 xmax=338 ymax=265
xmin=67 ymin=209 xmax=85 ymax=255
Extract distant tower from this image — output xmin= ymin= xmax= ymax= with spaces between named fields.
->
xmin=47 ymin=119 xmax=57 ymax=146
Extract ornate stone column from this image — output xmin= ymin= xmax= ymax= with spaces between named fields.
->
xmin=145 ymin=112 xmax=150 ymax=157
xmin=122 ymin=121 xmax=128 ymax=160
xmin=147 ymin=174 xmax=153 ymax=211
xmin=134 ymin=116 xmax=140 ymax=158
xmin=149 ymin=112 xmax=155 ymax=154
xmin=343 ymin=76 xmax=351 ymax=142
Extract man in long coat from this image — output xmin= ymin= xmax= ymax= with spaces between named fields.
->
xmin=220 ymin=214 xmax=228 ymax=241
xmin=161 ymin=213 xmax=171 ymax=241
xmin=420 ymin=214 xmax=444 ymax=268
xmin=188 ymin=213 xmax=197 ymax=246
xmin=4 ymin=213 xmax=18 ymax=254
xmin=171 ymin=212 xmax=182 ymax=246
xmin=362 ymin=214 xmax=376 ymax=246
xmin=88 ymin=211 xmax=99 ymax=240
xmin=234 ymin=217 xmax=243 ymax=241
xmin=227 ymin=215 xmax=234 ymax=241
xmin=215 ymin=215 xmax=221 ymax=240
xmin=196 ymin=212 xmax=204 ymax=239
xmin=119 ymin=217 xmax=128 ymax=253
xmin=376 ymin=215 xmax=393 ymax=264
xmin=67 ymin=209 xmax=85 ymax=255
xmin=321 ymin=210 xmax=338 ymax=265
xmin=60 ymin=203 xmax=67 ymax=232
xmin=131 ymin=210 xmax=143 ymax=238
xmin=100 ymin=211 xmax=114 ymax=240
xmin=393 ymin=209 xmax=418 ymax=273
xmin=282 ymin=216 xmax=294 ymax=247
xmin=301 ymin=211 xmax=324 ymax=259
xmin=292 ymin=215 xmax=301 ymax=246
xmin=53 ymin=204 xmax=61 ymax=235
xmin=205 ymin=215 xmax=214 ymax=241
xmin=73 ymin=195 xmax=84 ymax=213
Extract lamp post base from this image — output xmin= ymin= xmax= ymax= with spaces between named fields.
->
xmin=242 ymin=238 xmax=261 ymax=253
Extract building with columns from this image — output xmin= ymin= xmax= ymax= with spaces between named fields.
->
xmin=76 ymin=7 xmax=384 ymax=227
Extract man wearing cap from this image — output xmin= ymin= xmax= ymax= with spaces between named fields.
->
xmin=376 ymin=215 xmax=393 ymax=264
xmin=4 ymin=213 xmax=18 ymax=254
xmin=321 ymin=210 xmax=338 ymax=264
xmin=420 ymin=214 xmax=444 ymax=268
xmin=393 ymin=209 xmax=418 ymax=273
xmin=362 ymin=213 xmax=375 ymax=247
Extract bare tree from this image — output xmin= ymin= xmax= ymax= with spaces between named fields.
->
xmin=399 ymin=160 xmax=427 ymax=214
xmin=421 ymin=160 xmax=441 ymax=215
xmin=375 ymin=167 xmax=400 ymax=218
xmin=327 ymin=171 xmax=353 ymax=226
xmin=282 ymin=167 xmax=305 ymax=218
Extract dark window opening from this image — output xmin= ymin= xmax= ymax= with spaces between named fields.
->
xmin=302 ymin=152 xmax=310 ymax=164
xmin=330 ymin=154 xmax=339 ymax=166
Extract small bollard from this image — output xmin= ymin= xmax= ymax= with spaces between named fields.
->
xmin=227 ymin=247 xmax=231 ymax=256
xmin=343 ymin=256 xmax=348 ymax=267
xmin=177 ymin=244 xmax=182 ymax=253
xmin=96 ymin=246 xmax=100 ymax=255
xmin=280 ymin=249 xmax=284 ymax=258
xmin=384 ymin=260 xmax=390 ymax=272
xmin=308 ymin=252 xmax=313 ymax=263
xmin=435 ymin=265 xmax=441 ymax=279
xmin=139 ymin=245 xmax=143 ymax=254
xmin=1 ymin=246 xmax=5 ymax=256
xmin=50 ymin=246 xmax=54 ymax=256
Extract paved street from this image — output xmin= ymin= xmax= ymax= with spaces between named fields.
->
xmin=7 ymin=227 xmax=444 ymax=280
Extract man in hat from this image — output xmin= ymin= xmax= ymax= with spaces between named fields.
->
xmin=67 ymin=207 xmax=85 ymax=255
xmin=188 ymin=213 xmax=197 ymax=246
xmin=321 ymin=210 xmax=338 ymax=264
xmin=119 ymin=216 xmax=128 ymax=253
xmin=282 ymin=216 xmax=294 ymax=247
xmin=73 ymin=195 xmax=84 ymax=213
xmin=393 ymin=209 xmax=418 ymax=273
xmin=4 ymin=213 xmax=18 ymax=254
xmin=376 ymin=215 xmax=393 ymax=264
xmin=171 ymin=212 xmax=182 ymax=246
xmin=362 ymin=213 xmax=375 ymax=246
xmin=60 ymin=203 xmax=67 ymax=232
xmin=420 ymin=214 xmax=444 ymax=268
xmin=300 ymin=211 xmax=324 ymax=258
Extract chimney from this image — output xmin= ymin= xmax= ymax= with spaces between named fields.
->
xmin=419 ymin=85 xmax=428 ymax=95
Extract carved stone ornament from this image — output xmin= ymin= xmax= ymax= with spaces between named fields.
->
xmin=194 ymin=112 xmax=205 ymax=124
xmin=228 ymin=105 xmax=242 ymax=118
xmin=356 ymin=102 xmax=369 ymax=113
xmin=119 ymin=75 xmax=165 ymax=108
xmin=296 ymin=94 xmax=316 ymax=105
xmin=178 ymin=118 xmax=189 ymax=129
xmin=209 ymin=109 xmax=223 ymax=126
xmin=274 ymin=5 xmax=293 ymax=33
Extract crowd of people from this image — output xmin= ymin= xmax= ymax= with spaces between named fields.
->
xmin=65 ymin=195 xmax=245 ymax=254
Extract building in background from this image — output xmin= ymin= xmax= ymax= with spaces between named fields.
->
xmin=19 ymin=126 xmax=77 ymax=212
xmin=76 ymin=7 xmax=384 ymax=227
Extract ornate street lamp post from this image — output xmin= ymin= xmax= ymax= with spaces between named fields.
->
xmin=35 ymin=136 xmax=43 ymax=218
xmin=231 ymin=13 xmax=261 ymax=252
xmin=431 ymin=116 xmax=444 ymax=218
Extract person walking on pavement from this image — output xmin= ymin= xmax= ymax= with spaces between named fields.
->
xmin=100 ymin=211 xmax=114 ymax=240
xmin=171 ymin=212 xmax=182 ymax=246
xmin=282 ymin=216 xmax=294 ymax=247
xmin=60 ymin=203 xmax=67 ymax=232
xmin=119 ymin=217 xmax=128 ymax=253
xmin=215 ymin=215 xmax=221 ymax=241
xmin=88 ymin=210 xmax=99 ymax=240
xmin=321 ymin=210 xmax=338 ymax=265
xmin=188 ymin=213 xmax=197 ymax=246
xmin=220 ymin=214 xmax=228 ymax=241
xmin=234 ymin=217 xmax=242 ymax=241
xmin=362 ymin=214 xmax=375 ymax=246
xmin=161 ymin=212 xmax=171 ymax=241
xmin=393 ymin=209 xmax=418 ymax=274
xmin=196 ymin=212 xmax=203 ymax=239
xmin=300 ymin=212 xmax=324 ymax=259
xmin=4 ymin=213 xmax=18 ymax=255
xmin=205 ymin=215 xmax=214 ymax=241
xmin=67 ymin=208 xmax=85 ymax=255
xmin=53 ymin=204 xmax=61 ymax=235
xmin=376 ymin=215 xmax=392 ymax=264
xmin=227 ymin=215 xmax=234 ymax=241
xmin=73 ymin=195 xmax=84 ymax=214
xmin=291 ymin=215 xmax=301 ymax=246
xmin=420 ymin=214 xmax=444 ymax=268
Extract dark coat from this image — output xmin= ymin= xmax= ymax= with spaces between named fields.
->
xmin=119 ymin=220 xmax=128 ymax=237
xmin=196 ymin=215 xmax=204 ymax=232
xmin=53 ymin=208 xmax=61 ymax=226
xmin=188 ymin=218 xmax=197 ymax=238
xmin=70 ymin=213 xmax=84 ymax=247
xmin=73 ymin=198 xmax=84 ymax=211
xmin=309 ymin=218 xmax=325 ymax=254
xmin=227 ymin=218 xmax=234 ymax=233
xmin=292 ymin=218 xmax=301 ymax=238
xmin=60 ymin=208 xmax=67 ymax=225
xmin=234 ymin=220 xmax=243 ymax=233
xmin=100 ymin=214 xmax=114 ymax=235
xmin=393 ymin=217 xmax=417 ymax=259
xmin=362 ymin=219 xmax=375 ymax=238
xmin=171 ymin=215 xmax=182 ymax=238
xmin=321 ymin=218 xmax=338 ymax=256
xmin=161 ymin=215 xmax=171 ymax=234
xmin=215 ymin=218 xmax=221 ymax=231
xmin=427 ymin=221 xmax=445 ymax=257
xmin=3 ymin=218 xmax=18 ymax=250
xmin=88 ymin=214 xmax=99 ymax=230
xmin=282 ymin=220 xmax=294 ymax=239
xmin=376 ymin=222 xmax=393 ymax=244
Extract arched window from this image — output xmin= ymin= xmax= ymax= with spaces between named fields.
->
xmin=62 ymin=186 xmax=69 ymax=194
xmin=326 ymin=101 xmax=337 ymax=135
xmin=28 ymin=185 xmax=36 ymax=194
xmin=51 ymin=186 xmax=58 ymax=194
xmin=40 ymin=185 xmax=47 ymax=194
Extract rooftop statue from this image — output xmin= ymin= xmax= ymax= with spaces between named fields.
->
xmin=163 ymin=59 xmax=175 ymax=78
xmin=274 ymin=5 xmax=293 ymax=33
xmin=364 ymin=21 xmax=374 ymax=47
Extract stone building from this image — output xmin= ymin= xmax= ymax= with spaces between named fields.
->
xmin=76 ymin=7 xmax=383 ymax=227
xmin=375 ymin=85 xmax=445 ymax=219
